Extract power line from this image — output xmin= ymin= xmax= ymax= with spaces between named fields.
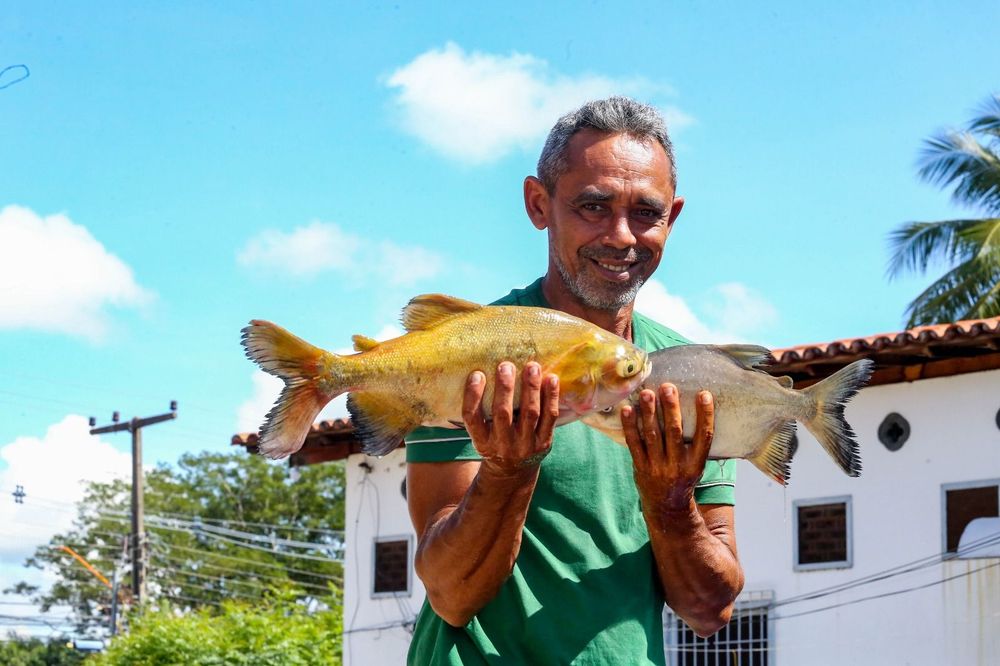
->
xmin=149 ymin=541 xmax=342 ymax=583
xmin=149 ymin=549 xmax=338 ymax=593
xmin=773 ymin=529 xmax=1000 ymax=608
xmin=773 ymin=559 xmax=1000 ymax=621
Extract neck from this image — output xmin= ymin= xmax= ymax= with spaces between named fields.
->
xmin=540 ymin=273 xmax=635 ymax=341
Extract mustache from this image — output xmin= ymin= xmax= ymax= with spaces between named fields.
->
xmin=579 ymin=246 xmax=652 ymax=263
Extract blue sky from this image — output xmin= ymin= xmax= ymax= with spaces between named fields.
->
xmin=2 ymin=0 xmax=998 ymax=635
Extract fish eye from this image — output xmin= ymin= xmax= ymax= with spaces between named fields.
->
xmin=601 ymin=405 xmax=615 ymax=414
xmin=616 ymin=358 xmax=639 ymax=378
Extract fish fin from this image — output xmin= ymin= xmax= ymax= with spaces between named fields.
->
xmin=401 ymin=294 xmax=481 ymax=332
xmin=446 ymin=419 xmax=466 ymax=429
xmin=713 ymin=344 xmax=775 ymax=369
xmin=748 ymin=421 xmax=797 ymax=485
xmin=241 ymin=320 xmax=341 ymax=459
xmin=347 ymin=391 xmax=422 ymax=456
xmin=352 ymin=334 xmax=380 ymax=352
xmin=775 ymin=375 xmax=794 ymax=389
xmin=801 ymin=359 xmax=875 ymax=477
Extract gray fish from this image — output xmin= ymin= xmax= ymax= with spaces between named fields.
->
xmin=579 ymin=344 xmax=874 ymax=484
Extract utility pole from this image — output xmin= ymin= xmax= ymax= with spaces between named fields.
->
xmin=90 ymin=401 xmax=177 ymax=605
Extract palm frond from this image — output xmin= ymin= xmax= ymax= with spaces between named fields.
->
xmin=903 ymin=256 xmax=1000 ymax=326
xmin=967 ymin=94 xmax=1000 ymax=139
xmin=917 ymin=132 xmax=1000 ymax=213
xmin=886 ymin=218 xmax=986 ymax=279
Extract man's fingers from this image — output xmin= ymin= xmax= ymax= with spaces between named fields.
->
xmin=659 ymin=384 xmax=683 ymax=462
xmin=691 ymin=390 xmax=715 ymax=468
xmin=517 ymin=363 xmax=543 ymax=442
xmin=639 ymin=388 xmax=663 ymax=463
xmin=462 ymin=370 xmax=489 ymax=445
xmin=534 ymin=374 xmax=560 ymax=451
xmin=491 ymin=362 xmax=516 ymax=444
xmin=621 ymin=403 xmax=647 ymax=467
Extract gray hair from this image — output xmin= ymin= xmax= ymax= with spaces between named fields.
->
xmin=536 ymin=96 xmax=677 ymax=192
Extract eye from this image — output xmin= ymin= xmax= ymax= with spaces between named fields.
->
xmin=601 ymin=405 xmax=615 ymax=414
xmin=616 ymin=358 xmax=639 ymax=377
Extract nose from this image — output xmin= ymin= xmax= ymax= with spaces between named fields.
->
xmin=602 ymin=211 xmax=636 ymax=250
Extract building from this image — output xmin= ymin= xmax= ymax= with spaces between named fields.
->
xmin=233 ymin=316 xmax=1000 ymax=665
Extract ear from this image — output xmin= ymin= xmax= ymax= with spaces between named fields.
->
xmin=663 ymin=195 xmax=685 ymax=237
xmin=524 ymin=176 xmax=551 ymax=230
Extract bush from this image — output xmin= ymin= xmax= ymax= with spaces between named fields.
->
xmin=90 ymin=594 xmax=341 ymax=666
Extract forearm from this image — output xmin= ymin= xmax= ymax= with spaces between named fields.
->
xmin=415 ymin=463 xmax=539 ymax=626
xmin=644 ymin=499 xmax=744 ymax=637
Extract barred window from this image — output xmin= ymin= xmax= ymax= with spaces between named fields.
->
xmin=372 ymin=537 xmax=410 ymax=595
xmin=794 ymin=496 xmax=852 ymax=570
xmin=664 ymin=591 xmax=772 ymax=666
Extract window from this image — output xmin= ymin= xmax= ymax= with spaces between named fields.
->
xmin=793 ymin=496 xmax=852 ymax=570
xmin=372 ymin=536 xmax=411 ymax=596
xmin=942 ymin=480 xmax=999 ymax=554
xmin=664 ymin=591 xmax=772 ymax=666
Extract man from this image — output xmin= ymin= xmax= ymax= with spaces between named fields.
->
xmin=405 ymin=97 xmax=744 ymax=665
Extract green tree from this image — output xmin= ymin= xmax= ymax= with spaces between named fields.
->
xmin=10 ymin=451 xmax=345 ymax=633
xmin=0 ymin=636 xmax=85 ymax=666
xmin=90 ymin=592 xmax=342 ymax=666
xmin=888 ymin=94 xmax=1000 ymax=326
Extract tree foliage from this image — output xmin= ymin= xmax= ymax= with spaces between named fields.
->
xmin=90 ymin=592 xmax=342 ymax=666
xmin=888 ymin=94 xmax=1000 ymax=326
xmin=0 ymin=636 xmax=85 ymax=666
xmin=11 ymin=451 xmax=345 ymax=633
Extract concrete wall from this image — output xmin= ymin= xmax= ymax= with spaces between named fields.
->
xmin=342 ymin=448 xmax=424 ymax=666
xmin=735 ymin=368 xmax=1000 ymax=665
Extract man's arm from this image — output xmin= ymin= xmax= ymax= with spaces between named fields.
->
xmin=407 ymin=362 xmax=559 ymax=627
xmin=621 ymin=384 xmax=745 ymax=638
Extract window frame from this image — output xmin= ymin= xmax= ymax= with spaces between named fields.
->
xmin=370 ymin=534 xmax=413 ymax=598
xmin=792 ymin=495 xmax=853 ymax=572
xmin=940 ymin=478 xmax=1000 ymax=558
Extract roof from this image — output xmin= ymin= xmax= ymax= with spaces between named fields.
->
xmin=232 ymin=316 xmax=1000 ymax=466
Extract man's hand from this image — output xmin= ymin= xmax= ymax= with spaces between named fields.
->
xmin=620 ymin=383 xmax=714 ymax=511
xmin=463 ymin=361 xmax=561 ymax=475
xmin=619 ymin=383 xmax=742 ymax=637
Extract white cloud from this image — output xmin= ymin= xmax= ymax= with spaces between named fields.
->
xmin=237 ymin=220 xmax=444 ymax=286
xmin=636 ymin=279 xmax=779 ymax=344
xmin=236 ymin=324 xmax=405 ymax=432
xmin=386 ymin=42 xmax=693 ymax=163
xmin=236 ymin=220 xmax=361 ymax=278
xmin=0 ymin=416 xmax=132 ymax=564
xmin=0 ymin=205 xmax=153 ymax=340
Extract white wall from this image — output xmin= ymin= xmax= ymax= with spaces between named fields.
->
xmin=342 ymin=448 xmax=424 ymax=666
xmin=735 ymin=368 xmax=1000 ymax=665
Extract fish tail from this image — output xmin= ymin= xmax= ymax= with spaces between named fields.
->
xmin=241 ymin=320 xmax=346 ymax=459
xmin=801 ymin=359 xmax=874 ymax=476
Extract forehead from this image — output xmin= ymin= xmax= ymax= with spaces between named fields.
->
xmin=558 ymin=129 xmax=674 ymax=195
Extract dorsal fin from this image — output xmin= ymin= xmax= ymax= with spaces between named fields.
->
xmin=715 ymin=344 xmax=774 ymax=369
xmin=401 ymin=294 xmax=482 ymax=332
xmin=352 ymin=334 xmax=380 ymax=352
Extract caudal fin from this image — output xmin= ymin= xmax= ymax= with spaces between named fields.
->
xmin=801 ymin=359 xmax=874 ymax=476
xmin=241 ymin=320 xmax=342 ymax=459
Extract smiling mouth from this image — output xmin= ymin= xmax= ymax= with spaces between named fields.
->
xmin=591 ymin=258 xmax=638 ymax=275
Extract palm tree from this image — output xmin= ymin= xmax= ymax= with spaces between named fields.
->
xmin=887 ymin=94 xmax=1000 ymax=327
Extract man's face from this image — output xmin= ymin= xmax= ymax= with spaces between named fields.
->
xmin=528 ymin=129 xmax=682 ymax=312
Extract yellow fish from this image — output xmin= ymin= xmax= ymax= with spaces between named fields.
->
xmin=242 ymin=294 xmax=651 ymax=459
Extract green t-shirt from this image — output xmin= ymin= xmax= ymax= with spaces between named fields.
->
xmin=405 ymin=278 xmax=737 ymax=665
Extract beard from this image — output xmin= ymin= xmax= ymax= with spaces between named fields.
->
xmin=553 ymin=245 xmax=653 ymax=312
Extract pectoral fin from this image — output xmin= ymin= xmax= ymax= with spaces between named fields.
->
xmin=347 ymin=391 xmax=424 ymax=456
xmin=748 ymin=421 xmax=797 ymax=485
